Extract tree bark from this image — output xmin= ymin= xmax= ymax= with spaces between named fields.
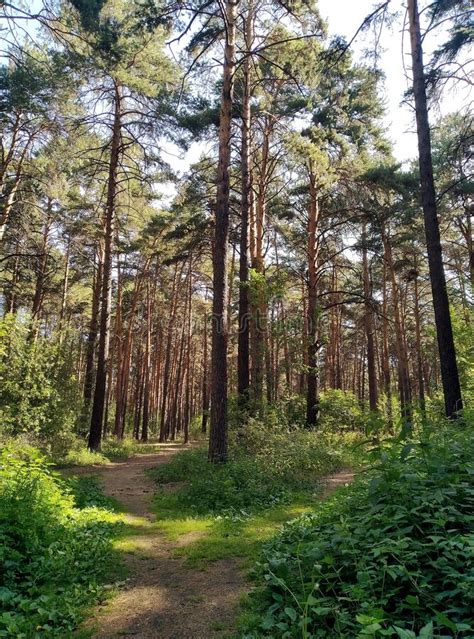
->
xmin=362 ymin=223 xmax=378 ymax=412
xmin=413 ymin=258 xmax=427 ymax=423
xmin=208 ymin=0 xmax=238 ymax=463
xmin=306 ymin=170 xmax=320 ymax=427
xmin=84 ymin=248 xmax=103 ymax=404
xmin=383 ymin=231 xmax=412 ymax=425
xmin=88 ymin=81 xmax=122 ymax=450
xmin=142 ymin=282 xmax=152 ymax=441
xmin=237 ymin=8 xmax=253 ymax=407
xmin=201 ymin=311 xmax=210 ymax=433
xmin=407 ymin=0 xmax=463 ymax=418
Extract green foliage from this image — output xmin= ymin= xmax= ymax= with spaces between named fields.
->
xmin=254 ymin=391 xmax=368 ymax=434
xmin=242 ymin=424 xmax=474 ymax=638
xmin=150 ymin=412 xmax=359 ymax=518
xmin=236 ymin=415 xmax=361 ymax=483
xmin=56 ymin=436 xmax=151 ymax=466
xmin=0 ymin=316 xmax=81 ymax=442
xmin=65 ymin=475 xmax=118 ymax=511
xmin=318 ymin=389 xmax=367 ymax=432
xmin=0 ymin=445 xmax=120 ymax=637
xmin=147 ymin=421 xmax=360 ymax=569
xmin=149 ymin=448 xmax=295 ymax=516
xmin=451 ymin=306 xmax=474 ymax=406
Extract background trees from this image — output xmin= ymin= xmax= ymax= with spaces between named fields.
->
xmin=0 ymin=0 xmax=471 ymax=454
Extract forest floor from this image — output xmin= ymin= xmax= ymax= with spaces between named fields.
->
xmin=71 ymin=443 xmax=353 ymax=639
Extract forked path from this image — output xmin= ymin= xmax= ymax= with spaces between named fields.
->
xmin=77 ymin=443 xmax=353 ymax=639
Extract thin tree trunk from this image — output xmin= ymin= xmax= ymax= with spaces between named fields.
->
xmin=201 ymin=311 xmax=210 ymax=433
xmin=362 ymin=223 xmax=378 ymax=412
xmin=0 ymin=139 xmax=31 ymax=243
xmin=237 ymin=10 xmax=252 ymax=406
xmin=184 ymin=263 xmax=193 ymax=444
xmin=142 ymin=282 xmax=152 ymax=441
xmin=58 ymin=236 xmax=71 ymax=342
xmin=84 ymin=248 xmax=103 ymax=404
xmin=383 ymin=231 xmax=412 ymax=425
xmin=382 ymin=257 xmax=393 ymax=428
xmin=413 ymin=257 xmax=427 ymax=423
xmin=306 ymin=170 xmax=320 ymax=427
xmin=29 ymin=200 xmax=54 ymax=341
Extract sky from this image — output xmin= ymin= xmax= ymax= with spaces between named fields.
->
xmin=4 ymin=1 xmax=470 ymax=175
xmin=162 ymin=0 xmax=471 ymax=177
xmin=318 ymin=0 xmax=416 ymax=162
xmin=310 ymin=0 xmax=471 ymax=163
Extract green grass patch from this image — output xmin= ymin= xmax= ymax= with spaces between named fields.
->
xmin=151 ymin=488 xmax=319 ymax=567
xmin=57 ymin=438 xmax=158 ymax=467
xmin=147 ymin=435 xmax=351 ymax=568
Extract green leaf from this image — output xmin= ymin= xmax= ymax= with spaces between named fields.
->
xmin=419 ymin=622 xmax=433 ymax=638
xmin=393 ymin=627 xmax=417 ymax=639
xmin=284 ymin=607 xmax=298 ymax=622
xmin=435 ymin=613 xmax=457 ymax=632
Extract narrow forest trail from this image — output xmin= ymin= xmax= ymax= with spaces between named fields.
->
xmin=74 ymin=444 xmax=354 ymax=639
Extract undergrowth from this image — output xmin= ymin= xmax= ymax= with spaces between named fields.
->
xmin=148 ymin=422 xmax=358 ymax=566
xmin=149 ymin=448 xmax=298 ymax=515
xmin=54 ymin=436 xmax=154 ymax=467
xmin=240 ymin=423 xmax=474 ymax=639
xmin=0 ymin=445 xmax=121 ymax=638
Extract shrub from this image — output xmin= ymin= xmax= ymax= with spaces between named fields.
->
xmin=235 ymin=417 xmax=362 ymax=482
xmin=0 ymin=445 xmax=119 ymax=637
xmin=51 ymin=436 xmax=149 ymax=467
xmin=150 ymin=419 xmax=361 ymax=518
xmin=149 ymin=448 xmax=294 ymax=515
xmin=0 ymin=316 xmax=81 ymax=442
xmin=318 ymin=389 xmax=367 ymax=432
xmin=242 ymin=425 xmax=474 ymax=638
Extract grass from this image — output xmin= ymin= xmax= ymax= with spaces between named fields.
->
xmin=152 ymin=492 xmax=317 ymax=567
xmin=145 ymin=444 xmax=351 ymax=568
xmin=57 ymin=438 xmax=160 ymax=467
xmin=240 ymin=422 xmax=474 ymax=638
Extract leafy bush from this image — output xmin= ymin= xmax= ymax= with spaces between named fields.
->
xmin=235 ymin=417 xmax=362 ymax=482
xmin=318 ymin=389 xmax=367 ymax=432
xmin=150 ymin=418 xmax=360 ymax=517
xmin=0 ymin=445 xmax=120 ymax=637
xmin=0 ymin=316 xmax=81 ymax=442
xmin=149 ymin=448 xmax=295 ymax=515
xmin=101 ymin=437 xmax=149 ymax=461
xmin=243 ymin=425 xmax=474 ymax=638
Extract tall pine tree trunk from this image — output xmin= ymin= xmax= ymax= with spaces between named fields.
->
xmin=413 ymin=258 xmax=427 ymax=423
xmin=237 ymin=7 xmax=253 ymax=407
xmin=84 ymin=248 xmax=103 ymax=404
xmin=88 ymin=81 xmax=122 ymax=450
xmin=362 ymin=223 xmax=378 ymax=412
xmin=383 ymin=231 xmax=412 ymax=425
xmin=306 ymin=170 xmax=320 ymax=427
xmin=209 ymin=0 xmax=238 ymax=463
xmin=142 ymin=282 xmax=152 ymax=442
xmin=407 ymin=0 xmax=462 ymax=418
xmin=201 ymin=311 xmax=210 ymax=433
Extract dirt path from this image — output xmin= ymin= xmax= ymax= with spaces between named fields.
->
xmin=76 ymin=443 xmax=245 ymax=639
xmin=76 ymin=444 xmax=353 ymax=639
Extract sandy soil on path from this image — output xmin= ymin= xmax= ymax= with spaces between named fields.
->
xmin=74 ymin=444 xmax=354 ymax=639
xmin=76 ymin=443 xmax=247 ymax=639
